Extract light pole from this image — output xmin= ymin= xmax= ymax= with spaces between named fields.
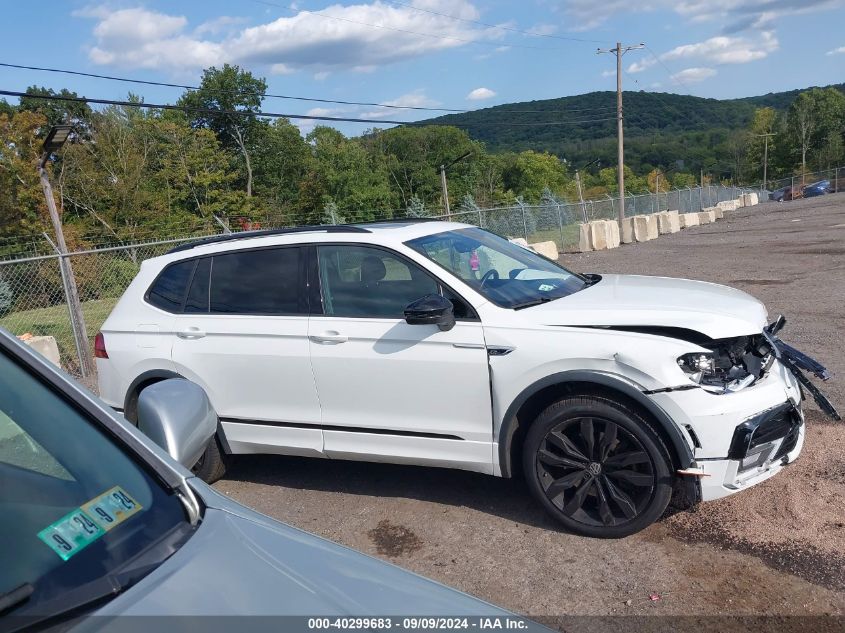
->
xmin=439 ymin=151 xmax=472 ymax=221
xmin=654 ymin=165 xmax=676 ymax=211
xmin=39 ymin=125 xmax=94 ymax=378
xmin=575 ymin=158 xmax=600 ymax=223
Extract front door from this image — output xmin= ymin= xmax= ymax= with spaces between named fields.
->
xmin=309 ymin=244 xmax=493 ymax=474
xmin=171 ymin=246 xmax=323 ymax=457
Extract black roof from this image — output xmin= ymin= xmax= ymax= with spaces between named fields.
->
xmin=166 ymin=225 xmax=371 ymax=254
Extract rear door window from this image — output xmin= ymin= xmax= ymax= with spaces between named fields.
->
xmin=146 ymin=260 xmax=195 ymax=312
xmin=209 ymin=247 xmax=306 ymax=315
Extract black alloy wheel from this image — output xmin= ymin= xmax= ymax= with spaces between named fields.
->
xmin=523 ymin=396 xmax=672 ymax=538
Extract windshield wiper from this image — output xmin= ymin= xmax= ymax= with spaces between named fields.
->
xmin=511 ymin=296 xmax=554 ymax=310
xmin=0 ymin=583 xmax=34 ymax=614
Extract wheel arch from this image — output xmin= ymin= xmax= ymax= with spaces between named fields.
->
xmin=497 ymin=371 xmax=694 ymax=478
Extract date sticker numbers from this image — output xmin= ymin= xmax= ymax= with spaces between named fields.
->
xmin=37 ymin=486 xmax=142 ymax=560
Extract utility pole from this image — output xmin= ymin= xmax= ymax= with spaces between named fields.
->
xmin=753 ymin=133 xmax=775 ymax=190
xmin=598 ymin=42 xmax=644 ymax=228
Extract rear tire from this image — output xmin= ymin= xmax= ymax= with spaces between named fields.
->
xmin=522 ymin=395 xmax=672 ymax=538
xmin=192 ymin=435 xmax=228 ymax=484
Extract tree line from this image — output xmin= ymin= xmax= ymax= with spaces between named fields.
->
xmin=1 ymin=65 xmax=843 ymax=252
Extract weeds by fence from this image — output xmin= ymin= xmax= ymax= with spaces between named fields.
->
xmin=1 ymin=171 xmax=840 ymax=380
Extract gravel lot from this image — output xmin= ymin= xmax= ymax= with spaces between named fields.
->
xmin=214 ymin=195 xmax=845 ymax=623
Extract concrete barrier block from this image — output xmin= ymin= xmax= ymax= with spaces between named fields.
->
xmin=713 ymin=206 xmax=724 ymax=220
xmin=529 ymin=240 xmax=559 ymax=260
xmin=666 ymin=210 xmax=681 ymax=232
xmin=656 ymin=211 xmax=680 ymax=234
xmin=621 ymin=217 xmax=635 ymax=244
xmin=606 ymin=220 xmax=620 ymax=248
xmin=645 ymin=214 xmax=659 ymax=240
xmin=717 ymin=200 xmax=738 ymax=212
xmin=21 ymin=335 xmax=61 ymax=367
xmin=509 ymin=237 xmax=529 ymax=248
xmin=749 ymin=192 xmax=759 ymax=206
xmin=632 ymin=215 xmax=652 ymax=242
xmin=680 ymin=213 xmax=700 ymax=228
xmin=589 ymin=220 xmax=610 ymax=250
xmin=698 ymin=210 xmax=713 ymax=225
xmin=578 ymin=223 xmax=592 ymax=252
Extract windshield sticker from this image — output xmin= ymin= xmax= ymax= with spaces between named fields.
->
xmin=538 ymin=284 xmax=555 ymax=292
xmin=37 ymin=486 xmax=142 ymax=560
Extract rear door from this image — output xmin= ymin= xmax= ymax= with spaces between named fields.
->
xmin=171 ymin=246 xmax=323 ymax=457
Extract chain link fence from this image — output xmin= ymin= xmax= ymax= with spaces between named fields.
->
xmin=0 ymin=178 xmax=833 ymax=380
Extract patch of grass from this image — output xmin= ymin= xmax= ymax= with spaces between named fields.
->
xmin=0 ymin=298 xmax=118 ymax=370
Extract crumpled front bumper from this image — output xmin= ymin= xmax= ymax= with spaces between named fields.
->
xmin=648 ymin=358 xmax=806 ymax=501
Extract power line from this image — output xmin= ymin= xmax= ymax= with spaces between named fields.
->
xmin=1 ymin=89 xmax=619 ymax=127
xmin=1 ymin=62 xmax=464 ymax=113
xmin=245 ymin=0 xmax=570 ymax=51
xmin=1 ymin=61 xmax=616 ymax=116
xmin=643 ymin=45 xmax=690 ymax=91
xmin=379 ymin=0 xmax=606 ymax=44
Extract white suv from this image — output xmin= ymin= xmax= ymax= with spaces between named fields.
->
xmin=96 ymin=221 xmax=838 ymax=538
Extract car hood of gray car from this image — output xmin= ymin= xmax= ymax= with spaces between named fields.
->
xmin=92 ymin=482 xmax=511 ymax=618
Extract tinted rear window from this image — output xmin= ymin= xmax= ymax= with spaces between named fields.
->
xmin=184 ymin=257 xmax=211 ymax=313
xmin=210 ymin=248 xmax=304 ymax=314
xmin=146 ymin=260 xmax=194 ymax=312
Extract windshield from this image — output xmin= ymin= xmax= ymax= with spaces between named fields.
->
xmin=0 ymin=350 xmax=189 ymax=615
xmin=406 ymin=227 xmax=587 ymax=309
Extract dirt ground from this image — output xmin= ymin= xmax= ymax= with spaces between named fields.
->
xmin=214 ymin=195 xmax=845 ymax=624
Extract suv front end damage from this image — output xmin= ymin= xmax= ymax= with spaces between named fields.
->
xmin=647 ymin=316 xmax=838 ymax=502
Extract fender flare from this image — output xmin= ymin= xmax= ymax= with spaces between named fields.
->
xmin=124 ymin=370 xmax=231 ymax=454
xmin=497 ymin=370 xmax=694 ymax=477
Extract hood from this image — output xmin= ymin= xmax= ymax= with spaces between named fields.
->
xmin=524 ymin=274 xmax=767 ymax=339
xmin=95 ymin=486 xmax=511 ymax=618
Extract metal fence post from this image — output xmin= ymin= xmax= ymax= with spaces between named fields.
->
xmin=518 ymin=200 xmax=528 ymax=242
xmin=555 ymin=203 xmax=565 ymax=249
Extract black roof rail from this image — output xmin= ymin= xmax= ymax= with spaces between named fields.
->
xmin=351 ymin=217 xmax=444 ymax=226
xmin=167 ymin=224 xmax=371 ymax=254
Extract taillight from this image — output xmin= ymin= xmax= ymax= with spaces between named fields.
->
xmin=94 ymin=332 xmax=109 ymax=359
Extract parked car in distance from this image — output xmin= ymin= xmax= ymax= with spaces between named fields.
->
xmin=96 ymin=221 xmax=839 ymax=538
xmin=783 ymin=185 xmax=804 ymax=201
xmin=802 ymin=180 xmax=831 ymax=198
xmin=0 ymin=329 xmax=530 ymax=629
xmin=769 ymin=186 xmax=789 ymax=202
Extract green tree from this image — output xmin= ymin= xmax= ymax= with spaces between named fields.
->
xmin=0 ymin=110 xmax=49 ymax=237
xmin=500 ymin=150 xmax=569 ymax=202
xmin=178 ymin=64 xmax=268 ymax=197
xmin=746 ymin=107 xmax=778 ymax=182
xmin=787 ymin=88 xmax=845 ymax=177
xmin=18 ymin=86 xmax=92 ymax=131
xmin=252 ymin=117 xmax=311 ymax=211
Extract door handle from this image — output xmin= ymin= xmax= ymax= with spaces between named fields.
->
xmin=309 ymin=331 xmax=348 ymax=344
xmin=176 ymin=327 xmax=206 ymax=340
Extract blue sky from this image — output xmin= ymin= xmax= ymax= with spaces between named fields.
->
xmin=1 ymin=0 xmax=844 ymax=135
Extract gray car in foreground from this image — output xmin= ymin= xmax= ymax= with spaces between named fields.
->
xmin=0 ymin=330 xmax=536 ymax=632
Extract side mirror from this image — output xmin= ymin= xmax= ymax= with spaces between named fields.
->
xmin=404 ymin=294 xmax=456 ymax=332
xmin=137 ymin=379 xmax=217 ymax=469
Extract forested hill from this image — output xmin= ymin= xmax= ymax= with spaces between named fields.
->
xmin=422 ymin=84 xmax=845 ymax=174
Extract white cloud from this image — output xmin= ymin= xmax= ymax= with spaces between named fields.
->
xmin=627 ymin=31 xmax=778 ymax=78
xmin=270 ymin=63 xmax=296 ymax=75
xmin=670 ymin=67 xmax=717 ymax=83
xmin=314 ymin=71 xmax=330 ymax=80
xmin=559 ymin=0 xmax=843 ymax=31
xmin=527 ymin=23 xmax=559 ymax=36
xmin=466 ymin=87 xmax=496 ymax=100
xmin=360 ymin=90 xmax=440 ymax=118
xmin=194 ymin=16 xmax=248 ymax=37
xmin=662 ymin=32 xmax=778 ymax=65
xmin=77 ymin=1 xmax=496 ymax=72
xmin=600 ymin=69 xmax=615 ymax=77
xmin=827 ymin=45 xmax=845 ymax=55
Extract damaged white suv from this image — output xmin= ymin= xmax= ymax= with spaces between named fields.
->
xmin=96 ymin=221 xmax=839 ymax=538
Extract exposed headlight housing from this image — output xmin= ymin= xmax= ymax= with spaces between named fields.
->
xmin=677 ymin=335 xmax=775 ymax=394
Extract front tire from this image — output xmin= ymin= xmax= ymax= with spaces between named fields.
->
xmin=192 ymin=435 xmax=228 ymax=484
xmin=523 ymin=395 xmax=672 ymax=538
